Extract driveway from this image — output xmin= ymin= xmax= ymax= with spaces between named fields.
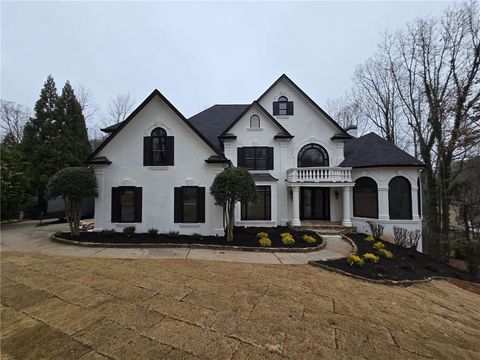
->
xmin=1 ymin=251 xmax=479 ymax=359
xmin=0 ymin=221 xmax=353 ymax=264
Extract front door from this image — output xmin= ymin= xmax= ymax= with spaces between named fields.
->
xmin=300 ymin=187 xmax=330 ymax=220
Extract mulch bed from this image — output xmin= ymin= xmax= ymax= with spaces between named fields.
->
xmin=317 ymin=233 xmax=478 ymax=283
xmin=57 ymin=226 xmax=321 ymax=249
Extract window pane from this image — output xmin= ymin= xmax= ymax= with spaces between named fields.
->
xmin=120 ymin=190 xmax=135 ymax=222
xmin=353 ymin=177 xmax=378 ymax=218
xmin=250 ymin=115 xmax=260 ymax=128
xmin=242 ymin=186 xmax=271 ymax=220
xmin=183 ymin=188 xmax=197 ymax=223
xmin=298 ymin=144 xmax=329 ymax=167
xmin=152 ymin=137 xmax=167 ymax=165
xmin=389 ymin=177 xmax=412 ymax=219
xmin=279 ymin=103 xmax=287 ymax=110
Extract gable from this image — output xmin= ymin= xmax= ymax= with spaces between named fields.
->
xmin=87 ymin=89 xmax=222 ymax=163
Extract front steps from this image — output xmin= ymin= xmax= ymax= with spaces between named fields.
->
xmin=289 ymin=221 xmax=357 ymax=235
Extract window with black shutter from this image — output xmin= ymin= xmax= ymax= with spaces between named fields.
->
xmin=273 ymin=96 xmax=293 ymax=116
xmin=174 ymin=186 xmax=206 ymax=223
xmin=111 ymin=186 xmax=142 ymax=223
xmin=144 ymin=127 xmax=174 ymax=166
xmin=241 ymin=186 xmax=271 ymax=220
xmin=237 ymin=147 xmax=274 ymax=170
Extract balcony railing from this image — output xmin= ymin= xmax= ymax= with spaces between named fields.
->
xmin=287 ymin=167 xmax=352 ymax=183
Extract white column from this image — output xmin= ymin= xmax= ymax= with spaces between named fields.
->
xmin=378 ymin=187 xmax=389 ymax=220
xmin=411 ymin=186 xmax=420 ymax=220
xmin=342 ymin=186 xmax=352 ymax=226
xmin=292 ymin=187 xmax=301 ymax=226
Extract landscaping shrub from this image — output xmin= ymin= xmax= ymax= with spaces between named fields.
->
xmin=363 ymin=253 xmax=379 ymax=263
xmin=256 ymin=232 xmax=269 ymax=239
xmin=123 ymin=226 xmax=136 ymax=237
xmin=347 ymin=254 xmax=364 ymax=267
xmin=148 ymin=228 xmax=158 ymax=236
xmin=192 ymin=232 xmax=203 ymax=241
xmin=373 ymin=241 xmax=385 ymax=251
xmin=377 ymin=248 xmax=394 ymax=259
xmin=167 ymin=230 xmax=180 ymax=239
xmin=259 ymin=237 xmax=272 ymax=247
xmin=364 ymin=235 xmax=375 ymax=242
xmin=393 ymin=226 xmax=408 ymax=246
xmin=302 ymin=234 xmax=317 ymax=244
xmin=407 ymin=230 xmax=421 ymax=249
xmin=281 ymin=233 xmax=295 ymax=246
xmin=367 ymin=221 xmax=384 ymax=240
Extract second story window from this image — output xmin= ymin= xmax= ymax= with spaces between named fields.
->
xmin=273 ymin=96 xmax=293 ymax=116
xmin=143 ymin=127 xmax=174 ymax=166
xmin=250 ymin=114 xmax=260 ymax=128
xmin=237 ymin=147 xmax=274 ymax=170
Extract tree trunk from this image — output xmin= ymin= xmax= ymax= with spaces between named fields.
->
xmin=227 ymin=201 xmax=235 ymax=241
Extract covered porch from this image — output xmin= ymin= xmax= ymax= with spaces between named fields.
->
xmin=286 ymin=166 xmax=354 ymax=227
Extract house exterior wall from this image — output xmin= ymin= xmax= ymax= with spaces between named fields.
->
xmin=350 ymin=167 xmax=423 ymax=251
xmin=93 ymin=96 xmax=226 ymax=235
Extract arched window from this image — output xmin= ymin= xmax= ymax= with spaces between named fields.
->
xmin=278 ymin=96 xmax=288 ymax=102
xmin=151 ymin=127 xmax=167 ymax=165
xmin=274 ymin=96 xmax=293 ymax=116
xmin=250 ymin=114 xmax=260 ymax=128
xmin=389 ymin=176 xmax=412 ymax=219
xmin=297 ymin=144 xmax=329 ymax=167
xmin=353 ymin=177 xmax=378 ymax=218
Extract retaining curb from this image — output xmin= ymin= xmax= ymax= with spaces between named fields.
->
xmin=51 ymin=233 xmax=327 ymax=253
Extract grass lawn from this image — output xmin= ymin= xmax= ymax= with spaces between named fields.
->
xmin=1 ymin=251 xmax=479 ymax=359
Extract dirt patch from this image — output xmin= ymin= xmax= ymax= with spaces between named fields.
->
xmin=58 ymin=226 xmax=321 ymax=249
xmin=314 ymin=233 xmax=476 ymax=282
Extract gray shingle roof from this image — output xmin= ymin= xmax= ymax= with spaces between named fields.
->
xmin=187 ymin=104 xmax=249 ymax=151
xmin=340 ymin=132 xmax=424 ymax=168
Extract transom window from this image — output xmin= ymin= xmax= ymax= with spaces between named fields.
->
xmin=241 ymin=186 xmax=271 ymax=221
xmin=297 ymin=144 xmax=329 ymax=167
xmin=144 ymin=127 xmax=174 ymax=166
xmin=250 ymin=114 xmax=260 ymax=128
xmin=353 ymin=177 xmax=378 ymax=219
xmin=111 ymin=186 xmax=142 ymax=223
xmin=237 ymin=147 xmax=274 ymax=170
xmin=273 ymin=96 xmax=293 ymax=116
xmin=389 ymin=176 xmax=412 ymax=220
xmin=174 ymin=186 xmax=205 ymax=223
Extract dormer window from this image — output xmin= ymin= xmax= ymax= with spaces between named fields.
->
xmin=273 ymin=96 xmax=293 ymax=116
xmin=250 ymin=114 xmax=260 ymax=128
xmin=144 ymin=127 xmax=174 ymax=166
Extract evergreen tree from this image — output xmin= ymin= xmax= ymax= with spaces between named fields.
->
xmin=56 ymin=81 xmax=91 ymax=166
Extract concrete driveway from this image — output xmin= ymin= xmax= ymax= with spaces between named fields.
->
xmin=2 ymin=251 xmax=479 ymax=359
xmin=0 ymin=221 xmax=353 ymax=264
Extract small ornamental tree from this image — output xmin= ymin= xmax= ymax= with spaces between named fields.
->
xmin=210 ymin=166 xmax=256 ymax=241
xmin=48 ymin=167 xmax=98 ymax=236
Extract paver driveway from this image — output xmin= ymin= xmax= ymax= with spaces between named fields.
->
xmin=1 ymin=251 xmax=480 ymax=359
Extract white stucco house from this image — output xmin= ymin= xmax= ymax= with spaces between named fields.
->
xmin=87 ymin=74 xmax=424 ymax=250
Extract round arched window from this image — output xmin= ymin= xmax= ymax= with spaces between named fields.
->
xmin=250 ymin=115 xmax=260 ymax=128
xmin=151 ymin=127 xmax=167 ymax=137
xmin=297 ymin=144 xmax=329 ymax=167
xmin=389 ymin=176 xmax=412 ymax=219
xmin=353 ymin=177 xmax=378 ymax=218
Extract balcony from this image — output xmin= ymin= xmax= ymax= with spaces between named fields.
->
xmin=287 ymin=167 xmax=352 ymax=183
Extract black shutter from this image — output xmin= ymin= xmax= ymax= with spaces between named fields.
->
xmin=111 ymin=187 xmax=120 ymax=222
xmin=273 ymin=102 xmax=279 ymax=115
xmin=134 ymin=187 xmax=142 ymax=223
xmin=287 ymin=102 xmax=294 ymax=115
xmin=267 ymin=147 xmax=274 ymax=170
xmin=143 ymin=137 xmax=152 ymax=166
xmin=197 ymin=187 xmax=205 ymax=223
xmin=166 ymin=136 xmax=174 ymax=165
xmin=237 ymin=148 xmax=244 ymax=167
xmin=174 ymin=187 xmax=183 ymax=223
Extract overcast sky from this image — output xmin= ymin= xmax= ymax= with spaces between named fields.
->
xmin=1 ymin=1 xmax=451 ymax=131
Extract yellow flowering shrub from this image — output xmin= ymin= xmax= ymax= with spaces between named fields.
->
xmin=377 ymin=248 xmax=394 ymax=259
xmin=259 ymin=237 xmax=272 ymax=247
xmin=280 ymin=232 xmax=291 ymax=238
xmin=347 ymin=254 xmax=364 ymax=267
xmin=281 ymin=235 xmax=295 ymax=246
xmin=256 ymin=232 xmax=269 ymax=239
xmin=373 ymin=241 xmax=385 ymax=250
xmin=302 ymin=234 xmax=317 ymax=244
xmin=363 ymin=252 xmax=380 ymax=263
xmin=365 ymin=235 xmax=375 ymax=242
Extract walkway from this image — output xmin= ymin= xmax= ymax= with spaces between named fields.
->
xmin=0 ymin=221 xmax=353 ymax=264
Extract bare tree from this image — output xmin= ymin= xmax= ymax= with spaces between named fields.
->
xmin=0 ymin=100 xmax=30 ymax=143
xmin=76 ymin=85 xmax=99 ymax=122
xmin=326 ymin=95 xmax=368 ymax=134
xmin=108 ymin=93 xmax=135 ymax=124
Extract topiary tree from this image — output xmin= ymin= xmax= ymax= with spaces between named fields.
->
xmin=48 ymin=167 xmax=98 ymax=235
xmin=210 ymin=166 xmax=257 ymax=241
